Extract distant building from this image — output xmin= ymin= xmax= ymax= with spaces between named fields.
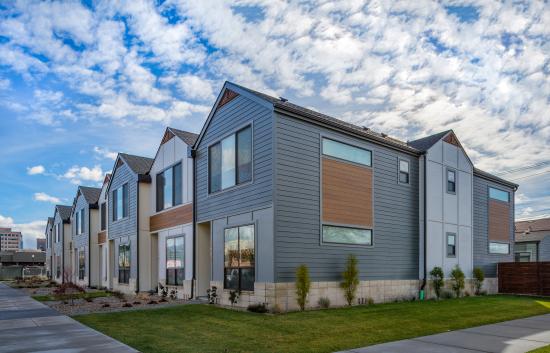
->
xmin=515 ymin=217 xmax=550 ymax=262
xmin=0 ymin=228 xmax=23 ymax=251
xmin=36 ymin=238 xmax=46 ymax=251
xmin=0 ymin=249 xmax=45 ymax=266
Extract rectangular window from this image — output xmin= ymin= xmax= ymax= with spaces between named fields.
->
xmin=489 ymin=187 xmax=509 ymax=202
xmin=447 ymin=233 xmax=456 ymax=257
xmin=209 ymin=126 xmax=252 ymax=193
xmin=80 ymin=209 xmax=85 ymax=234
xmin=118 ymin=244 xmax=130 ymax=284
xmin=514 ymin=242 xmax=537 ymax=262
xmin=489 ymin=242 xmax=509 ymax=254
xmin=224 ymin=225 xmax=255 ymax=291
xmin=447 ymin=169 xmax=456 ymax=193
xmin=322 ymin=138 xmax=372 ymax=166
xmin=399 ymin=159 xmax=410 ymax=184
xmin=113 ymin=184 xmax=128 ymax=221
xmin=75 ymin=211 xmax=80 ymax=235
xmin=100 ymin=202 xmax=106 ymax=231
xmin=56 ymin=224 xmax=60 ymax=242
xmin=156 ymin=163 xmax=183 ymax=212
xmin=56 ymin=255 xmax=61 ymax=278
xmin=78 ymin=248 xmax=85 ymax=280
xmin=166 ymin=236 xmax=184 ymax=286
xmin=322 ymin=225 xmax=372 ymax=246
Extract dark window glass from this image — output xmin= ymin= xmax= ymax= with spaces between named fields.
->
xmin=447 ymin=233 xmax=456 ymax=257
xmin=447 ymin=169 xmax=456 ymax=193
xmin=157 ymin=163 xmax=183 ymax=212
xmin=100 ymin=203 xmax=106 ymax=231
xmin=209 ymin=143 xmax=222 ymax=193
xmin=224 ymin=225 xmax=255 ymax=291
xmin=118 ymin=244 xmax=130 ymax=284
xmin=156 ymin=172 xmax=165 ymax=212
xmin=173 ymin=163 xmax=182 ymax=206
xmin=166 ymin=236 xmax=184 ymax=286
xmin=122 ymin=184 xmax=128 ymax=218
xmin=80 ymin=209 xmax=85 ymax=234
xmin=75 ymin=210 xmax=80 ymax=235
xmin=399 ymin=160 xmax=409 ymax=184
xmin=112 ymin=190 xmax=118 ymax=221
xmin=78 ymin=249 xmax=85 ymax=280
xmin=237 ymin=126 xmax=252 ymax=184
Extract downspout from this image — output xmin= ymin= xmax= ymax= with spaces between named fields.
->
xmin=420 ymin=153 xmax=428 ymax=299
xmin=190 ymin=149 xmax=196 ymax=299
xmin=88 ymin=206 xmax=91 ymax=288
xmin=136 ymin=179 xmax=140 ymax=294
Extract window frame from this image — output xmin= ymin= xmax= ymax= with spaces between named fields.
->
xmin=489 ymin=241 xmax=510 ymax=255
xmin=207 ymin=123 xmax=254 ymax=195
xmin=398 ymin=158 xmax=410 ymax=185
xmin=165 ymin=235 xmax=185 ymax=286
xmin=100 ymin=202 xmax=106 ymax=231
xmin=321 ymin=224 xmax=374 ymax=247
xmin=112 ymin=183 xmax=129 ymax=222
xmin=223 ymin=223 xmax=255 ymax=292
xmin=489 ymin=186 xmax=510 ymax=203
xmin=118 ymin=243 xmax=131 ymax=284
xmin=78 ymin=248 xmax=85 ymax=280
xmin=156 ymin=162 xmax=183 ymax=212
xmin=446 ymin=168 xmax=457 ymax=194
xmin=446 ymin=232 xmax=457 ymax=257
xmin=321 ymin=137 xmax=372 ymax=167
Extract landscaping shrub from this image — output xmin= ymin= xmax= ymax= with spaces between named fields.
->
xmin=473 ymin=267 xmax=485 ymax=295
xmin=367 ymin=297 xmax=374 ymax=305
xmin=270 ymin=303 xmax=283 ymax=314
xmin=53 ymin=282 xmax=85 ymax=305
xmin=440 ymin=289 xmax=454 ymax=299
xmin=101 ymin=303 xmax=110 ymax=308
xmin=340 ymin=254 xmax=359 ymax=306
xmin=450 ymin=265 xmax=465 ymax=298
xmin=84 ymin=296 xmax=93 ymax=303
xmin=111 ymin=290 xmax=125 ymax=300
xmin=318 ymin=297 xmax=330 ymax=309
xmin=206 ymin=286 xmax=217 ymax=304
xmin=247 ymin=303 xmax=268 ymax=313
xmin=169 ymin=289 xmax=178 ymax=300
xmin=229 ymin=290 xmax=240 ymax=307
xmin=295 ymin=264 xmax=311 ymax=311
xmin=122 ymin=302 xmax=133 ymax=308
xmin=147 ymin=300 xmax=158 ymax=305
xmin=429 ymin=266 xmax=444 ymax=299
xmin=133 ymin=301 xmax=141 ymax=305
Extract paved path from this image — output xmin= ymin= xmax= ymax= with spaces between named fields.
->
xmin=338 ymin=313 xmax=550 ymax=353
xmin=0 ymin=282 xmax=138 ymax=353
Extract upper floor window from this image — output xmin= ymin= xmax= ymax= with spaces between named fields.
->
xmin=447 ymin=169 xmax=456 ymax=193
xmin=209 ymin=126 xmax=252 ymax=193
xmin=322 ymin=138 xmax=371 ymax=166
xmin=489 ymin=187 xmax=509 ymax=203
xmin=100 ymin=202 xmax=106 ymax=231
xmin=489 ymin=242 xmax=509 ymax=254
xmin=156 ymin=163 xmax=182 ymax=212
xmin=322 ymin=225 xmax=372 ymax=246
xmin=399 ymin=159 xmax=410 ymax=184
xmin=112 ymin=183 xmax=128 ymax=221
xmin=75 ymin=209 xmax=85 ymax=235
xmin=55 ymin=224 xmax=60 ymax=242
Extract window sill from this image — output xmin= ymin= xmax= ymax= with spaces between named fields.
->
xmin=154 ymin=202 xmax=192 ymax=215
xmin=208 ymin=180 xmax=253 ymax=197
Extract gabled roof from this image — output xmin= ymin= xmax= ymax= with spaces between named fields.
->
xmin=473 ymin=168 xmax=519 ymax=190
xmin=119 ymin=153 xmax=154 ymax=175
xmin=407 ymin=130 xmax=452 ymax=152
xmin=79 ymin=186 xmax=101 ymax=205
xmin=169 ymin=127 xmax=198 ymax=146
xmin=516 ymin=217 xmax=550 ymax=234
xmin=55 ymin=205 xmax=72 ymax=222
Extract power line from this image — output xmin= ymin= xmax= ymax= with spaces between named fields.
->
xmin=509 ymin=169 xmax=550 ymax=181
xmin=497 ymin=160 xmax=550 ymax=176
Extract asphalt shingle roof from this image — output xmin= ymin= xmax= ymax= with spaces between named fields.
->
xmin=516 ymin=217 xmax=550 ymax=234
xmin=170 ymin=127 xmax=198 ymax=146
xmin=119 ymin=153 xmax=154 ymax=175
xmin=79 ymin=186 xmax=101 ymax=205
xmin=407 ymin=130 xmax=452 ymax=152
xmin=56 ymin=205 xmax=72 ymax=221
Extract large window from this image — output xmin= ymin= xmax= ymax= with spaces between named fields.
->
xmin=56 ymin=255 xmax=61 ymax=278
xmin=156 ymin=163 xmax=182 ymax=212
xmin=112 ymin=184 xmax=128 ymax=221
xmin=75 ymin=209 xmax=85 ymax=235
xmin=489 ymin=187 xmax=509 ymax=202
xmin=224 ymin=225 xmax=255 ymax=291
xmin=166 ymin=236 xmax=184 ymax=286
xmin=55 ymin=224 xmax=60 ymax=242
xmin=100 ymin=202 xmax=106 ymax=231
xmin=209 ymin=126 xmax=252 ymax=193
xmin=447 ymin=169 xmax=456 ymax=193
xmin=322 ymin=225 xmax=372 ymax=246
xmin=447 ymin=233 xmax=456 ymax=257
xmin=515 ymin=242 xmax=537 ymax=262
xmin=118 ymin=244 xmax=130 ymax=284
xmin=489 ymin=242 xmax=509 ymax=254
xmin=399 ymin=159 xmax=410 ymax=184
xmin=322 ymin=138 xmax=371 ymax=166
xmin=78 ymin=248 xmax=85 ymax=280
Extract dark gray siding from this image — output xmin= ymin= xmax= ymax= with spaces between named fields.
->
xmin=195 ymin=94 xmax=274 ymax=222
xmin=473 ymin=175 xmax=515 ymax=277
xmin=274 ymin=113 xmax=420 ymax=282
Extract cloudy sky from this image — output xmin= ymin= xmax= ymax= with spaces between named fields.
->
xmin=0 ymin=1 xmax=549 ymax=248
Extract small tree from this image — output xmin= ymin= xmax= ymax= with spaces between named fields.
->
xmin=295 ymin=264 xmax=311 ymax=311
xmin=472 ymin=267 xmax=485 ymax=295
xmin=450 ymin=265 xmax=465 ymax=298
xmin=429 ymin=267 xmax=444 ymax=299
xmin=340 ymin=254 xmax=359 ymax=306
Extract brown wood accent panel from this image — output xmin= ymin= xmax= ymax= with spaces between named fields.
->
xmin=150 ymin=203 xmax=193 ymax=232
xmin=443 ymin=132 xmax=460 ymax=147
xmin=489 ymin=199 xmax=510 ymax=241
xmin=498 ymin=262 xmax=550 ymax=296
xmin=97 ymin=231 xmax=106 ymax=244
xmin=161 ymin=129 xmax=175 ymax=145
xmin=218 ymin=89 xmax=238 ymax=108
xmin=322 ymin=157 xmax=372 ymax=227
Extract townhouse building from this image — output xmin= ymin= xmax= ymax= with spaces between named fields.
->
xmin=70 ymin=186 xmax=101 ymax=287
xmin=52 ymin=205 xmax=72 ymax=283
xmin=44 ymin=217 xmax=54 ymax=277
xmin=515 ymin=217 xmax=550 ymax=262
xmin=98 ymin=174 xmax=111 ymax=289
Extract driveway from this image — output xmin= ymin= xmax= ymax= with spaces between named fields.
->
xmin=338 ymin=313 xmax=550 ymax=353
xmin=0 ymin=282 xmax=137 ymax=353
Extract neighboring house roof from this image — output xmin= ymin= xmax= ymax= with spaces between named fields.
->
xmin=169 ymin=127 xmax=198 ymax=146
xmin=55 ymin=205 xmax=72 ymax=222
xmin=407 ymin=130 xmax=452 ymax=152
xmin=119 ymin=153 xmax=154 ymax=175
xmin=79 ymin=186 xmax=101 ymax=205
xmin=515 ymin=232 xmax=550 ymax=243
xmin=516 ymin=217 xmax=550 ymax=234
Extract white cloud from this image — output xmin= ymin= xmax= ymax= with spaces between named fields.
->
xmin=33 ymin=192 xmax=61 ymax=204
xmin=0 ymin=78 xmax=10 ymax=90
xmin=93 ymin=146 xmax=117 ymax=161
xmin=63 ymin=165 xmax=104 ymax=185
xmin=0 ymin=214 xmax=46 ymax=249
xmin=27 ymin=165 xmax=45 ymax=175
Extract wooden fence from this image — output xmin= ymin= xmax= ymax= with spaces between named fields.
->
xmin=498 ymin=262 xmax=550 ymax=296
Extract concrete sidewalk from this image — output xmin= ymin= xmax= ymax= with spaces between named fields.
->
xmin=0 ymin=282 xmax=137 ymax=353
xmin=338 ymin=313 xmax=550 ymax=353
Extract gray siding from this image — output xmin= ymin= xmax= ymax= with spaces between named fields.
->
xmin=72 ymin=193 xmax=89 ymax=280
xmin=274 ymin=113 xmax=420 ymax=282
xmin=540 ymin=236 xmax=550 ymax=261
xmin=195 ymin=94 xmax=274 ymax=222
xmin=473 ymin=175 xmax=515 ymax=277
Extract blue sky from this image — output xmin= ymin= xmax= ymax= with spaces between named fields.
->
xmin=0 ymin=1 xmax=549 ymax=248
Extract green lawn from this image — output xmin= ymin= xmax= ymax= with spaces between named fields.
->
xmin=32 ymin=290 xmax=111 ymax=302
xmin=530 ymin=346 xmax=550 ymax=353
xmin=75 ymin=295 xmax=550 ymax=353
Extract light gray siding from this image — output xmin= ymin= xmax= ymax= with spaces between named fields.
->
xmin=540 ymin=236 xmax=550 ymax=261
xmin=195 ymin=94 xmax=274 ymax=222
xmin=473 ymin=175 xmax=515 ymax=277
xmin=274 ymin=113 xmax=420 ymax=282
xmin=72 ymin=193 xmax=89 ymax=280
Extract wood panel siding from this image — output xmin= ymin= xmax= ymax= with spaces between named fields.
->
xmin=443 ymin=132 xmax=460 ymax=147
xmin=488 ymin=199 xmax=510 ymax=241
xmin=160 ymin=129 xmax=174 ymax=145
xmin=218 ymin=89 xmax=239 ymax=109
xmin=97 ymin=231 xmax=106 ymax=244
xmin=150 ymin=203 xmax=193 ymax=232
xmin=322 ymin=157 xmax=373 ymax=227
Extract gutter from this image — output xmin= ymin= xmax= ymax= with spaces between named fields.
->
xmin=191 ymin=148 xmax=196 ymax=299
xmin=420 ymin=153 xmax=428 ymax=298
xmin=135 ymin=179 xmax=140 ymax=294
